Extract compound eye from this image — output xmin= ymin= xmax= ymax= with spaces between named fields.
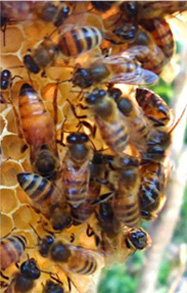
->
xmin=127 ymin=2 xmax=138 ymax=16
xmin=98 ymin=89 xmax=106 ymax=97
xmin=108 ymin=88 xmax=122 ymax=100
xmin=117 ymin=98 xmax=133 ymax=116
xmin=2 ymin=69 xmax=11 ymax=78
xmin=85 ymin=94 xmax=99 ymax=105
xmin=80 ymin=133 xmax=88 ymax=143
xmin=67 ymin=133 xmax=79 ymax=144
xmin=46 ymin=235 xmax=54 ymax=245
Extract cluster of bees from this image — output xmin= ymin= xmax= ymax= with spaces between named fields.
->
xmin=0 ymin=1 xmax=187 ymax=292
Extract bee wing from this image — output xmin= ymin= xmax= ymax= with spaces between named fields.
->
xmin=109 ymin=68 xmax=158 ymax=85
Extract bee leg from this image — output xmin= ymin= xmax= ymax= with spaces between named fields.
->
xmin=1 ymin=23 xmax=7 ymax=47
xmin=86 ymin=224 xmax=95 ymax=237
xmin=91 ymin=192 xmax=115 ymax=205
xmin=66 ymin=98 xmax=87 ymax=119
xmin=0 ymin=271 xmax=9 ymax=280
xmin=147 ymin=115 xmax=165 ymax=127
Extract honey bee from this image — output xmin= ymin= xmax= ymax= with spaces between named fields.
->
xmin=0 ymin=234 xmax=27 ymax=271
xmin=33 ymin=1 xmax=75 ymax=27
xmin=140 ymin=18 xmax=174 ymax=64
xmin=23 ymin=37 xmax=59 ymax=74
xmin=96 ymin=226 xmax=150 ymax=266
xmin=135 ymin=88 xmax=171 ymax=128
xmin=135 ymin=88 xmax=174 ymax=163
xmin=96 ymin=202 xmax=121 ymax=238
xmin=110 ymin=154 xmax=141 ymax=227
xmin=119 ymin=1 xmax=187 ymax=21
xmin=139 ymin=162 xmax=166 ymax=221
xmin=84 ymin=89 xmax=129 ymax=154
xmin=109 ymin=87 xmax=151 ymax=152
xmin=49 ymin=241 xmax=98 ymax=275
xmin=23 ymin=25 xmax=104 ymax=74
xmin=17 ymin=173 xmax=68 ymax=225
xmin=18 ymin=83 xmax=55 ymax=152
xmin=91 ymin=1 xmax=116 ymax=12
xmin=5 ymin=258 xmax=41 ymax=293
xmin=43 ymin=280 xmax=64 ymax=293
xmin=32 ymin=144 xmax=60 ymax=180
xmin=70 ymin=152 xmax=105 ymax=225
xmin=72 ymin=49 xmax=158 ymax=89
xmin=62 ymin=132 xmax=93 ymax=208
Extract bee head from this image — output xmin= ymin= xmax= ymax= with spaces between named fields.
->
xmin=126 ymin=228 xmax=149 ymax=250
xmin=85 ymin=89 xmax=106 ymax=105
xmin=120 ymin=1 xmax=139 ymax=20
xmin=50 ymin=241 xmax=71 ymax=262
xmin=20 ymin=258 xmax=41 ymax=280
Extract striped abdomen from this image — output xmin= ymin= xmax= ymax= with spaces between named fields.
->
xmin=141 ymin=18 xmax=174 ymax=61
xmin=71 ymin=179 xmax=100 ymax=224
xmin=113 ymin=169 xmax=140 ymax=227
xmin=58 ymin=26 xmax=104 ymax=57
xmin=139 ymin=163 xmax=165 ymax=217
xmin=133 ymin=44 xmax=165 ymax=74
xmin=17 ymin=173 xmax=59 ymax=216
xmin=96 ymin=112 xmax=129 ymax=154
xmin=136 ymin=88 xmax=171 ymax=128
xmin=0 ymin=235 xmax=27 ymax=270
xmin=68 ymin=249 xmax=97 ymax=275
xmin=63 ymin=157 xmax=90 ymax=208
xmin=18 ymin=84 xmax=54 ymax=149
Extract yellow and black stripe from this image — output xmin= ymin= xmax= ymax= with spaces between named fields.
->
xmin=69 ymin=250 xmax=97 ymax=275
xmin=58 ymin=26 xmax=104 ymax=57
xmin=0 ymin=235 xmax=27 ymax=270
xmin=17 ymin=173 xmax=55 ymax=213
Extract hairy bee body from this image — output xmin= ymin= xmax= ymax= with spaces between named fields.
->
xmin=6 ymin=258 xmax=41 ymax=293
xmin=136 ymin=88 xmax=171 ymax=128
xmin=120 ymin=1 xmax=187 ymax=21
xmin=85 ymin=89 xmax=129 ymax=154
xmin=43 ymin=280 xmax=64 ymax=293
xmin=139 ymin=1 xmax=187 ymax=19
xmin=50 ymin=241 xmax=98 ymax=275
xmin=18 ymin=84 xmax=55 ymax=150
xmin=135 ymin=87 xmax=172 ymax=162
xmin=140 ymin=18 xmax=174 ymax=62
xmin=0 ymin=235 xmax=27 ymax=271
xmin=112 ymin=155 xmax=140 ymax=227
xmin=139 ymin=162 xmax=166 ymax=220
xmin=58 ymin=26 xmax=104 ymax=57
xmin=17 ymin=173 xmax=62 ymax=217
xmin=62 ymin=133 xmax=93 ymax=208
xmin=109 ymin=88 xmax=151 ymax=152
xmin=33 ymin=1 xmax=73 ymax=27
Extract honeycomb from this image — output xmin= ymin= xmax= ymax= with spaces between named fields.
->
xmin=0 ymin=1 xmax=186 ymax=293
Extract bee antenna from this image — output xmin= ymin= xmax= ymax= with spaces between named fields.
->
xmin=168 ymin=105 xmax=187 ymax=134
xmin=29 ymin=224 xmax=41 ymax=240
xmin=8 ymin=65 xmax=25 ymax=69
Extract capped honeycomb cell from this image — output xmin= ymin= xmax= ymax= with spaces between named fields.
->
xmin=0 ymin=25 xmax=24 ymax=53
xmin=1 ymin=160 xmax=23 ymax=187
xmin=0 ymin=214 xmax=14 ymax=237
xmin=1 ymin=188 xmax=18 ymax=213
xmin=12 ymin=205 xmax=39 ymax=229
xmin=5 ymin=108 xmax=19 ymax=134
